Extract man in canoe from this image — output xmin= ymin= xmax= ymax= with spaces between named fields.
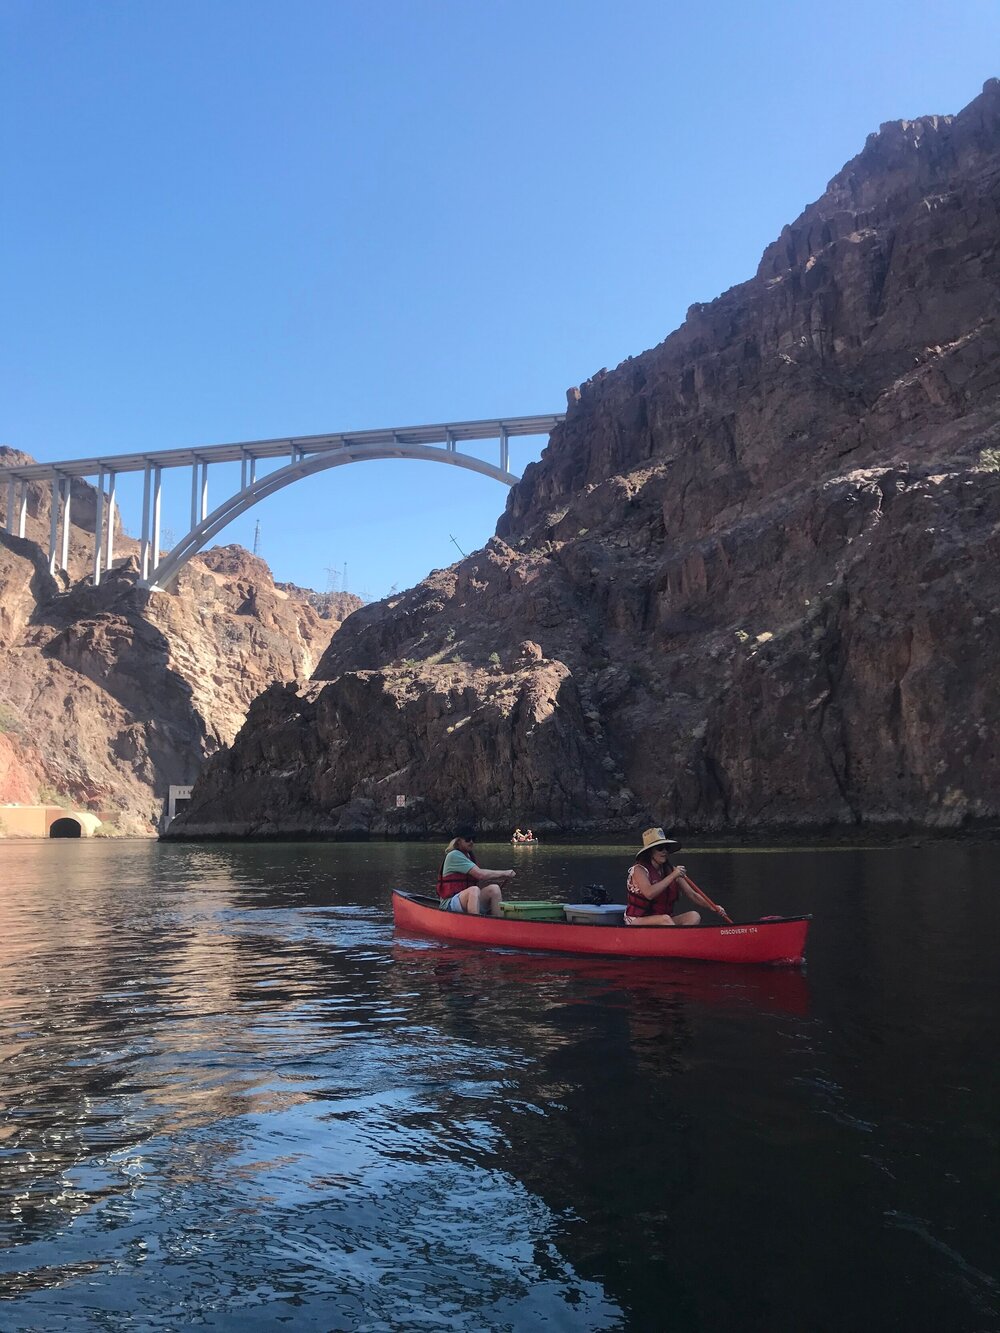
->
xmin=625 ymin=828 xmax=725 ymax=926
xmin=437 ymin=827 xmax=516 ymax=916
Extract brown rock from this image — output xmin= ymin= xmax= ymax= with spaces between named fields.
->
xmin=0 ymin=489 xmax=354 ymax=831
xmin=171 ymin=80 xmax=1000 ymax=837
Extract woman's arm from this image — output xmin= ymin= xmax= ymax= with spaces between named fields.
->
xmin=631 ymin=864 xmax=685 ymax=899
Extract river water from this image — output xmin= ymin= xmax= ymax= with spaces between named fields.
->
xmin=0 ymin=839 xmax=997 ymax=1331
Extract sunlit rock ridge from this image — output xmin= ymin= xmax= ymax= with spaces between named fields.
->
xmin=169 ymin=79 xmax=1000 ymax=838
xmin=0 ymin=467 xmax=360 ymax=834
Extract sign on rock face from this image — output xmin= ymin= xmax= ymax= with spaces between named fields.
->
xmin=396 ymin=795 xmax=406 ymax=807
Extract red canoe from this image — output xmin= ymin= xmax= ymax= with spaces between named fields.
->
xmin=392 ymin=892 xmax=811 ymax=966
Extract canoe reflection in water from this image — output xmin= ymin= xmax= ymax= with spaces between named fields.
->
xmin=392 ymin=938 xmax=810 ymax=1049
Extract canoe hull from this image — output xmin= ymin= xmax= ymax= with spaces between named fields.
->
xmin=392 ymin=892 xmax=810 ymax=965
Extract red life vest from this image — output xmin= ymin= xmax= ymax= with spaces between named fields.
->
xmin=625 ymin=859 xmax=680 ymax=919
xmin=437 ymin=850 xmax=479 ymax=900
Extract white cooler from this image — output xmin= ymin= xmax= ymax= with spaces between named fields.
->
xmin=562 ymin=903 xmax=626 ymax=925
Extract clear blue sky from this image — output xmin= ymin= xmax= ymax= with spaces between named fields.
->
xmin=2 ymin=1 xmax=997 ymax=599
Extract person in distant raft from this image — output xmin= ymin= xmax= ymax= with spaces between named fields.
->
xmin=625 ymin=828 xmax=724 ymax=926
xmin=437 ymin=827 xmax=516 ymax=916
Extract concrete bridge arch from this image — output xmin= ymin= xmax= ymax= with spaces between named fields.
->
xmin=147 ymin=442 xmax=518 ymax=589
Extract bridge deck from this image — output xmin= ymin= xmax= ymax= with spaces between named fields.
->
xmin=0 ymin=414 xmax=564 ymax=481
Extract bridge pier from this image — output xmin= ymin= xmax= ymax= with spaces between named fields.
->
xmin=239 ymin=450 xmax=258 ymax=490
xmin=59 ymin=477 xmax=71 ymax=573
xmin=151 ymin=465 xmax=162 ymax=571
xmin=190 ymin=460 xmax=209 ymax=527
xmin=140 ymin=463 xmax=152 ymax=580
xmin=93 ymin=468 xmax=105 ymax=586
xmin=48 ymin=478 xmax=60 ymax=574
xmin=106 ymin=471 xmax=116 ymax=574
xmin=5 ymin=478 xmax=28 ymax=538
xmin=190 ymin=461 xmax=199 ymax=530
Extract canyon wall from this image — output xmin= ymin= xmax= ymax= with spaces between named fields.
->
xmin=0 ymin=464 xmax=361 ymax=832
xmin=166 ymin=79 xmax=1000 ymax=837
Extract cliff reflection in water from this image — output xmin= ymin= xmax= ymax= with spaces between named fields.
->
xmin=0 ymin=839 xmax=997 ymax=1332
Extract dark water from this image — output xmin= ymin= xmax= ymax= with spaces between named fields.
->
xmin=0 ymin=840 xmax=998 ymax=1331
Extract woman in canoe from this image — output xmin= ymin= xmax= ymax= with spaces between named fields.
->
xmin=437 ymin=827 xmax=516 ymax=917
xmin=625 ymin=828 xmax=724 ymax=927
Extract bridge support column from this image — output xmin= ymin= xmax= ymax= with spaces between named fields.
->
xmin=200 ymin=461 xmax=209 ymax=521
xmin=48 ymin=478 xmax=60 ymax=574
xmin=93 ymin=468 xmax=105 ymax=586
xmin=140 ymin=463 xmax=151 ymax=580
xmin=239 ymin=450 xmax=257 ymax=490
xmin=500 ymin=426 xmax=509 ymax=474
xmin=151 ymin=466 xmax=162 ymax=568
xmin=190 ymin=461 xmax=199 ymax=529
xmin=16 ymin=482 xmax=27 ymax=538
xmin=60 ymin=477 xmax=72 ymax=574
xmin=105 ymin=472 xmax=117 ymax=572
xmin=4 ymin=477 xmax=13 ymax=533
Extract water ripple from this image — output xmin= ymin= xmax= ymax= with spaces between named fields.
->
xmin=1 ymin=839 xmax=998 ymax=1330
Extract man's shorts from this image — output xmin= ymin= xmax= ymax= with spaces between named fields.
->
xmin=441 ymin=893 xmax=465 ymax=913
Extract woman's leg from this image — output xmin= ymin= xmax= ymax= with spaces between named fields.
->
xmin=674 ymin=910 xmax=701 ymax=926
xmin=626 ymin=913 xmax=678 ymax=927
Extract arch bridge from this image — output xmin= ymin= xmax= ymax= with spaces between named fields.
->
xmin=0 ymin=414 xmax=563 ymax=590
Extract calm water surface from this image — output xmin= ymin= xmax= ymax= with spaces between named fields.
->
xmin=0 ymin=840 xmax=998 ymax=1331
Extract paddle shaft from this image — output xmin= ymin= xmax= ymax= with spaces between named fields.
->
xmin=665 ymin=858 xmax=733 ymax=924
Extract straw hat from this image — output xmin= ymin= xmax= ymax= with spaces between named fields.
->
xmin=636 ymin=827 xmax=682 ymax=856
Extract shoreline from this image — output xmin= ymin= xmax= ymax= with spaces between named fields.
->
xmin=158 ymin=823 xmax=1000 ymax=849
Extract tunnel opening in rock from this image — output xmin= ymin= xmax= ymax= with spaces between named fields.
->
xmin=49 ymin=817 xmax=82 ymax=838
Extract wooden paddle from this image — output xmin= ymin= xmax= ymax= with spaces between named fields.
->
xmin=666 ymin=858 xmax=733 ymax=924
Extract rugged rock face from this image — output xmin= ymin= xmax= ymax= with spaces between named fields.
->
xmin=0 ymin=470 xmax=362 ymax=831
xmin=170 ymin=80 xmax=1000 ymax=838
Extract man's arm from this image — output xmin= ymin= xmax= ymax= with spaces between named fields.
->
xmin=470 ymin=864 xmax=515 ymax=881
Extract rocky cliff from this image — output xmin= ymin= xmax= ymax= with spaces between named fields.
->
xmin=169 ymin=80 xmax=1000 ymax=839
xmin=0 ymin=464 xmax=362 ymax=832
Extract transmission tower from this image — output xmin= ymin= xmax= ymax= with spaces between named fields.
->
xmin=253 ymin=520 xmax=261 ymax=556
